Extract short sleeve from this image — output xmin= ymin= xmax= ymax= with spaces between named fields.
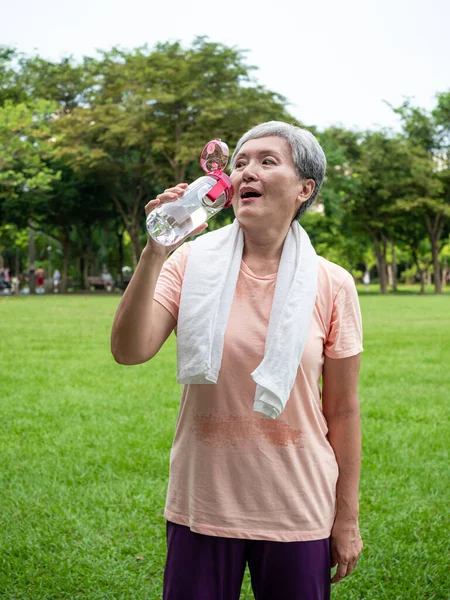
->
xmin=324 ymin=275 xmax=363 ymax=359
xmin=154 ymin=243 xmax=191 ymax=322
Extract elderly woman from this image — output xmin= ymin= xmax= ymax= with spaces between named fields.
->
xmin=111 ymin=121 xmax=363 ymax=600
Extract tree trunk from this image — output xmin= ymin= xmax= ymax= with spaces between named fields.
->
xmin=28 ymin=220 xmax=36 ymax=294
xmin=373 ymin=235 xmax=388 ymax=294
xmin=15 ymin=248 xmax=20 ymax=277
xmin=175 ymin=162 xmax=188 ymax=185
xmin=129 ymin=219 xmax=142 ymax=269
xmin=418 ymin=270 xmax=426 ymax=294
xmin=79 ymin=235 xmax=93 ymax=291
xmin=425 ymin=213 xmax=443 ymax=294
xmin=390 ymin=239 xmax=398 ymax=292
xmin=117 ymin=230 xmax=124 ymax=288
xmin=79 ymin=256 xmax=89 ymax=292
xmin=387 ymin=263 xmax=393 ymax=287
xmin=61 ymin=234 xmax=70 ymax=293
xmin=83 ymin=259 xmax=90 ymax=290
xmin=412 ymin=249 xmax=426 ymax=295
xmin=100 ymin=228 xmax=106 ymax=268
xmin=430 ymin=235 xmax=442 ymax=294
xmin=110 ymin=189 xmax=144 ymax=270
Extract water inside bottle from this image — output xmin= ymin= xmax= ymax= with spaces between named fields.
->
xmin=148 ymin=204 xmax=208 ymax=246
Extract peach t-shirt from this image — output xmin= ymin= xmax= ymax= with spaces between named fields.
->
xmin=154 ymin=241 xmax=363 ymax=542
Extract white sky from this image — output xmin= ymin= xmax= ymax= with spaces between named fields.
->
xmin=2 ymin=0 xmax=449 ymax=132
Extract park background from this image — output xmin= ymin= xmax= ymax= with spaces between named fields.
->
xmin=1 ymin=0 xmax=450 ymax=598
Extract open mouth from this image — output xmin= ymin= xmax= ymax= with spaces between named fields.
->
xmin=240 ymin=190 xmax=262 ymax=200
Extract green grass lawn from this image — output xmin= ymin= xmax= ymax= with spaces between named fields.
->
xmin=1 ymin=293 xmax=449 ymax=599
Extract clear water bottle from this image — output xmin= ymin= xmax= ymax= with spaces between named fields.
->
xmin=146 ymin=139 xmax=234 ymax=246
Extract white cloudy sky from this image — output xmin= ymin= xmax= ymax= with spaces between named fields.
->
xmin=2 ymin=0 xmax=449 ymax=131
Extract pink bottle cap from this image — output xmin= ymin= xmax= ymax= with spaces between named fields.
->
xmin=200 ymin=139 xmax=234 ymax=208
xmin=200 ymin=139 xmax=229 ymax=173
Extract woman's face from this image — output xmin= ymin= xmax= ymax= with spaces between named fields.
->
xmin=230 ymin=136 xmax=314 ymax=229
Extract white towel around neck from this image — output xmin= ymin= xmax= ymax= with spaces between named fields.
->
xmin=177 ymin=219 xmax=318 ymax=419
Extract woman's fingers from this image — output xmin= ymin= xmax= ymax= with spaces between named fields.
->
xmin=333 ymin=556 xmax=358 ymax=583
xmin=171 ymin=222 xmax=208 ymax=251
xmin=191 ymin=222 xmax=208 ymax=236
xmin=144 ymin=183 xmax=188 ymax=217
xmin=157 ymin=183 xmax=188 ymax=201
xmin=167 ymin=222 xmax=208 ymax=254
xmin=144 ymin=182 xmax=208 ymax=253
xmin=144 ymin=198 xmax=160 ymax=217
xmin=331 ymin=561 xmax=348 ymax=584
xmin=330 ymin=531 xmax=363 ymax=584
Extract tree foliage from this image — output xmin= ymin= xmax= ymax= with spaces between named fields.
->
xmin=391 ymin=91 xmax=450 ymax=292
xmin=53 ymin=38 xmax=291 ymax=265
xmin=0 ymin=40 xmax=448 ymax=294
xmin=0 ymin=99 xmax=60 ymax=224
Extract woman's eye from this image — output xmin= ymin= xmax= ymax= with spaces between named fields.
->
xmin=263 ymin=158 xmax=276 ymax=165
xmin=235 ymin=161 xmax=245 ymax=168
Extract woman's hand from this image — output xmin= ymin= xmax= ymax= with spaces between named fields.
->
xmin=330 ymin=521 xmax=363 ymax=583
xmin=144 ymin=183 xmax=208 ymax=258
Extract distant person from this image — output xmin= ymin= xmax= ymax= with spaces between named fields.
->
xmin=101 ymin=267 xmax=114 ymax=292
xmin=20 ymin=273 xmax=30 ymax=295
xmin=11 ymin=275 xmax=20 ymax=295
xmin=112 ymin=121 xmax=364 ymax=600
xmin=53 ymin=269 xmax=61 ymax=293
xmin=20 ymin=272 xmax=30 ymax=295
xmin=35 ymin=267 xmax=45 ymax=294
xmin=0 ymin=268 xmax=12 ymax=295
xmin=363 ymin=270 xmax=370 ymax=289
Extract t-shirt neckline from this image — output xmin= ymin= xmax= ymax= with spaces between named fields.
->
xmin=240 ymin=260 xmax=278 ymax=280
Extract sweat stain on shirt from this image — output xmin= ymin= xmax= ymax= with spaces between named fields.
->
xmin=193 ymin=414 xmax=304 ymax=448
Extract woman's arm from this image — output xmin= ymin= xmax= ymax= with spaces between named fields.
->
xmin=111 ymin=246 xmax=174 ymax=365
xmin=322 ymin=353 xmax=363 ymax=584
xmin=111 ymin=186 xmax=207 ymax=365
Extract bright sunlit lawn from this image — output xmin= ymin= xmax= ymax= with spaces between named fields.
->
xmin=1 ymin=292 xmax=449 ymax=599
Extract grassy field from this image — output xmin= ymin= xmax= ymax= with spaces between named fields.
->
xmin=1 ymin=293 xmax=449 ymax=599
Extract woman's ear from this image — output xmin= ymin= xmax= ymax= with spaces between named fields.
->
xmin=294 ymin=179 xmax=315 ymax=213
xmin=297 ymin=179 xmax=315 ymax=202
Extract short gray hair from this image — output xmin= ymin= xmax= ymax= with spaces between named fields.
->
xmin=230 ymin=121 xmax=327 ymax=219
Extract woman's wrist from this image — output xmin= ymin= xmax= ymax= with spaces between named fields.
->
xmin=333 ymin=514 xmax=360 ymax=529
xmin=141 ymin=242 xmax=169 ymax=263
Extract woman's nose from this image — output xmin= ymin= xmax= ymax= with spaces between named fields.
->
xmin=242 ymin=162 xmax=258 ymax=182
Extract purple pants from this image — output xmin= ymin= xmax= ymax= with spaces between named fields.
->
xmin=163 ymin=521 xmax=331 ymax=600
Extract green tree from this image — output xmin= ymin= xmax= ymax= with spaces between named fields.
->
xmin=0 ymin=223 xmax=28 ymax=278
xmin=56 ymin=38 xmax=292 ymax=266
xmin=0 ymin=99 xmax=61 ymax=292
xmin=318 ymin=126 xmax=361 ymax=219
xmin=392 ymin=92 xmax=450 ymax=293
xmin=1 ymin=55 xmax=116 ymax=291
xmin=0 ymin=47 xmax=26 ymax=106
xmin=17 ymin=54 xmax=94 ymax=115
xmin=303 ymin=127 xmax=369 ymax=275
xmin=342 ymin=130 xmax=440 ymax=293
xmin=440 ymin=230 xmax=450 ymax=289
xmin=0 ymin=99 xmax=60 ymax=219
xmin=27 ymin=166 xmax=116 ymax=292
xmin=343 ymin=132 xmax=398 ymax=292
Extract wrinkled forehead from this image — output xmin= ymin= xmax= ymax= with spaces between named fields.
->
xmin=232 ymin=136 xmax=293 ymax=166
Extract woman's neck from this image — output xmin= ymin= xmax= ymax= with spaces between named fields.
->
xmin=241 ymin=223 xmax=291 ymax=274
